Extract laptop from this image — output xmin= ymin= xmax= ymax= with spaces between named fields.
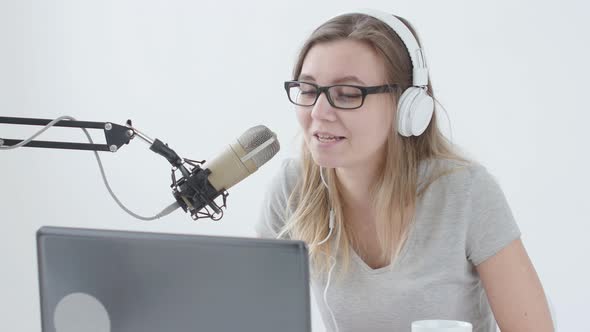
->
xmin=37 ymin=226 xmax=311 ymax=332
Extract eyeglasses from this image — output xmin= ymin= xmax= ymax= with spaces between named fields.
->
xmin=284 ymin=80 xmax=398 ymax=110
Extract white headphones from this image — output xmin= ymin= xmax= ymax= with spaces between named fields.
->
xmin=354 ymin=9 xmax=435 ymax=137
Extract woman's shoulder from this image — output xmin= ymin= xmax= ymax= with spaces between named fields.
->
xmin=418 ymin=157 xmax=498 ymax=195
xmin=281 ymin=157 xmax=301 ymax=178
xmin=255 ymin=157 xmax=302 ymax=239
xmin=267 ymin=157 xmax=301 ymax=197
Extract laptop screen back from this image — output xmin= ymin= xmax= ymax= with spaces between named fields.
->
xmin=37 ymin=226 xmax=311 ymax=332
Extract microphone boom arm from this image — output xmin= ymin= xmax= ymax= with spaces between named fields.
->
xmin=0 ymin=116 xmax=229 ymax=221
xmin=0 ymin=116 xmax=133 ymax=152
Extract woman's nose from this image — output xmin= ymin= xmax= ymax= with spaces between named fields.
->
xmin=310 ymin=93 xmax=338 ymax=121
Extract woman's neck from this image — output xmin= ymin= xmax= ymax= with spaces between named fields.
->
xmin=335 ymin=160 xmax=382 ymax=212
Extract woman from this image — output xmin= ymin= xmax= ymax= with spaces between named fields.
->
xmin=256 ymin=9 xmax=553 ymax=332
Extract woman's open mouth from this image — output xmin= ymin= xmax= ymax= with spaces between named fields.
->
xmin=314 ymin=134 xmax=346 ymax=144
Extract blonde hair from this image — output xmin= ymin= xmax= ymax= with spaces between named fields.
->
xmin=277 ymin=13 xmax=469 ymax=279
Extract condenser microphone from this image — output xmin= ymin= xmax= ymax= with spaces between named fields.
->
xmin=171 ymin=125 xmax=280 ymax=220
xmin=204 ymin=125 xmax=280 ymax=192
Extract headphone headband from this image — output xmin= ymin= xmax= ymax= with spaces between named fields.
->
xmin=352 ymin=8 xmax=429 ymax=87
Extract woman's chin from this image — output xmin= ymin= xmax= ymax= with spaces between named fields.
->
xmin=311 ymin=154 xmax=343 ymax=169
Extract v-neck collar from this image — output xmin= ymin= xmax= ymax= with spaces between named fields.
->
xmin=349 ymin=204 xmax=420 ymax=276
xmin=348 ymin=159 xmax=433 ymax=276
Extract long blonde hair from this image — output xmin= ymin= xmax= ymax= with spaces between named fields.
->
xmin=277 ymin=13 xmax=469 ymax=279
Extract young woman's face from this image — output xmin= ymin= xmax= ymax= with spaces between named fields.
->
xmin=295 ymin=39 xmax=396 ymax=170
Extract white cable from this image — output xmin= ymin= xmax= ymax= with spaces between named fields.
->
xmin=318 ymin=166 xmax=339 ymax=332
xmin=86 ymin=131 xmax=178 ymax=221
xmin=432 ymin=96 xmax=453 ymax=142
xmin=317 ymin=205 xmax=336 ymax=244
xmin=274 ymin=167 xmax=339 ymax=331
xmin=0 ymin=116 xmax=76 ymax=149
xmin=319 ymin=166 xmax=329 ymax=190
xmin=316 ymin=223 xmax=333 ymax=245
xmin=321 ymin=233 xmax=340 ymax=332
xmin=0 ymin=115 xmax=179 ymax=220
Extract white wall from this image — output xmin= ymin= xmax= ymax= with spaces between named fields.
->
xmin=1 ymin=0 xmax=588 ymax=331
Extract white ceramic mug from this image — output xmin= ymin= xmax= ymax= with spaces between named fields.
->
xmin=411 ymin=320 xmax=472 ymax=332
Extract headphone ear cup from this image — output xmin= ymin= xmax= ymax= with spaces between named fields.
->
xmin=396 ymin=87 xmax=421 ymax=137
xmin=396 ymin=87 xmax=434 ymax=137
xmin=408 ymin=90 xmax=434 ymax=136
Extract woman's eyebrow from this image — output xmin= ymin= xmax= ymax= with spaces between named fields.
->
xmin=297 ymin=74 xmax=316 ymax=82
xmin=298 ymin=74 xmax=366 ymax=85
xmin=332 ymin=76 xmax=366 ymax=85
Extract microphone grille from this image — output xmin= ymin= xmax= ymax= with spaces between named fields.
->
xmin=237 ymin=125 xmax=280 ymax=168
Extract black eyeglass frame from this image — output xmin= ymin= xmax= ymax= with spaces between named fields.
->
xmin=284 ymin=80 xmax=399 ymax=110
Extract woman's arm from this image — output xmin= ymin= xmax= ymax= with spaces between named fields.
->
xmin=476 ymin=238 xmax=554 ymax=332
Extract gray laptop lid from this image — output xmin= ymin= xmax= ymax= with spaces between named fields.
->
xmin=37 ymin=226 xmax=311 ymax=332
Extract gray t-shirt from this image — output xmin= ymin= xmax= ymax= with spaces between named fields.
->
xmin=255 ymin=158 xmax=521 ymax=332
